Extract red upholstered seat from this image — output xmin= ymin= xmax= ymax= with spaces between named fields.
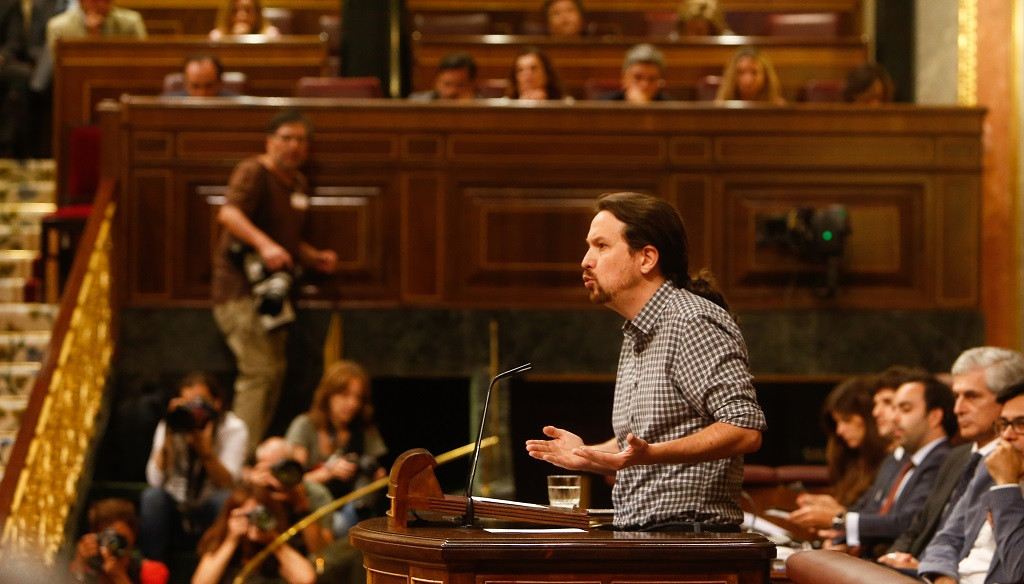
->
xmin=786 ymin=550 xmax=920 ymax=584
xmin=582 ymin=78 xmax=620 ymax=100
xmin=162 ymin=71 xmax=248 ymax=96
xmin=768 ymin=13 xmax=840 ymax=38
xmin=802 ymin=79 xmax=844 ymax=102
xmin=412 ymin=12 xmax=491 ymax=35
xmin=478 ymin=79 xmax=510 ymax=98
xmin=695 ymin=75 xmax=721 ymax=101
xmin=295 ymin=76 xmax=383 ymax=98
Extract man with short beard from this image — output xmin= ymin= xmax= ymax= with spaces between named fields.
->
xmin=526 ymin=192 xmax=765 ymax=532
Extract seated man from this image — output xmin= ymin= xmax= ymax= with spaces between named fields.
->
xmin=408 ymin=52 xmax=478 ymax=101
xmin=245 ymin=437 xmax=334 ymax=557
xmin=597 ymin=43 xmax=672 ymax=103
xmin=70 ymin=498 xmax=170 ymax=584
xmin=826 ymin=376 xmax=955 ymax=558
xmin=45 ymin=0 xmax=146 ymax=49
xmin=164 ymin=53 xmax=239 ymax=97
xmin=140 ymin=372 xmax=248 ymax=562
xmin=917 ymin=381 xmax=1024 ymax=584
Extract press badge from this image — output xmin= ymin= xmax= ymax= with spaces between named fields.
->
xmin=291 ymin=192 xmax=310 ymax=210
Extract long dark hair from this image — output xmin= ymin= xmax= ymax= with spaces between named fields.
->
xmin=196 ymin=483 xmax=289 ymax=558
xmin=821 ymin=375 xmax=888 ymax=506
xmin=595 ymin=192 xmax=729 ymax=312
xmin=507 ymin=47 xmax=565 ymax=100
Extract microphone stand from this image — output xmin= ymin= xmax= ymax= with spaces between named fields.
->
xmin=462 ymin=362 xmax=532 ymax=527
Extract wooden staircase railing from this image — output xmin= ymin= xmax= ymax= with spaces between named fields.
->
xmin=0 ymin=178 xmax=119 ymax=563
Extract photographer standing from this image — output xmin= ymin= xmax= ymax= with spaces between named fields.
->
xmin=211 ymin=109 xmax=338 ymax=453
xmin=70 ymin=498 xmax=169 ymax=584
xmin=140 ymin=372 xmax=248 ymax=563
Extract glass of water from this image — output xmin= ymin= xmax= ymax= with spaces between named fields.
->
xmin=547 ymin=474 xmax=582 ymax=509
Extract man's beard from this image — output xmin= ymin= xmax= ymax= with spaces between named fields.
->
xmin=587 ymin=276 xmax=611 ymax=305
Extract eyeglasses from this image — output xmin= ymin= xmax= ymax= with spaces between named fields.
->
xmin=993 ymin=417 xmax=1024 ymax=435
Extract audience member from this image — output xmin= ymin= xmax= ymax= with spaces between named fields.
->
xmin=45 ymin=0 xmax=146 ymax=50
xmin=597 ymin=43 xmax=671 ymax=103
xmin=917 ymin=380 xmax=1024 ymax=584
xmin=192 ymin=483 xmax=316 ymax=584
xmin=843 ymin=62 xmax=894 ymax=105
xmin=506 ymin=46 xmax=566 ymax=101
xmin=715 ymin=47 xmax=786 ymax=105
xmin=543 ymin=0 xmax=584 ymax=37
xmin=70 ymin=498 xmax=169 ymax=584
xmin=141 ymin=372 xmax=248 ymax=563
xmin=245 ymin=437 xmax=333 ymax=556
xmin=0 ymin=0 xmax=66 ymax=157
xmin=676 ymin=0 xmax=732 ymax=36
xmin=826 ymin=376 xmax=956 ymax=559
xmin=408 ymin=51 xmax=478 ymax=101
xmin=285 ymin=360 xmax=387 ymax=538
xmin=209 ymin=0 xmax=279 ymax=39
xmin=879 ymin=347 xmax=1024 ymax=571
xmin=163 ymin=53 xmax=238 ymax=97
xmin=873 ymin=365 xmax=928 ymax=445
xmin=789 ymin=376 xmax=889 ymax=530
xmin=212 ymin=109 xmax=338 ymax=452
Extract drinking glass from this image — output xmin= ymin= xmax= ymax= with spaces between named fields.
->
xmin=547 ymin=474 xmax=582 ymax=509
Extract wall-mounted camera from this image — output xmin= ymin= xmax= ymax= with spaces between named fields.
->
xmin=756 ymin=205 xmax=851 ymax=298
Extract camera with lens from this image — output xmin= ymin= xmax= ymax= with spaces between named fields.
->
xmin=85 ymin=528 xmax=129 ymax=572
xmin=270 ymin=458 xmax=304 ymax=488
xmin=227 ymin=241 xmax=298 ymax=317
xmin=166 ymin=397 xmax=217 ymax=433
xmin=245 ymin=504 xmax=277 ymax=532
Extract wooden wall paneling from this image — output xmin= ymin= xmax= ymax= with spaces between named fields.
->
xmin=406 ymin=0 xmax=860 ymax=14
xmin=935 ymin=175 xmax=981 ymax=307
xmin=128 ymin=170 xmax=175 ymax=299
xmin=718 ymin=174 xmax=929 ymax=308
xmin=446 ymin=133 xmax=665 ymax=167
xmin=670 ymin=174 xmax=715 ymax=275
xmin=180 ymin=176 xmax=236 ymax=303
xmin=713 ymin=135 xmax=936 ymax=169
xmin=401 ymin=172 xmax=445 ymax=301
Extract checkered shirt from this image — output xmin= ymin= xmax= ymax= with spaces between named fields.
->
xmin=610 ymin=282 xmax=766 ymax=529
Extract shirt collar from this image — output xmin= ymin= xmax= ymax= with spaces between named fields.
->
xmin=622 ymin=281 xmax=676 ymax=339
xmin=909 ymin=436 xmax=947 ymax=466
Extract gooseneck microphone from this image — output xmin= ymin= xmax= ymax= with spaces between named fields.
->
xmin=462 ymin=362 xmax=532 ymax=527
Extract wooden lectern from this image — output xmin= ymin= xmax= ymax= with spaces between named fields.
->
xmin=350 ymin=449 xmax=776 ymax=584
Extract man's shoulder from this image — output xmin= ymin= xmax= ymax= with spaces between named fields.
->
xmin=658 ymin=285 xmax=734 ymax=327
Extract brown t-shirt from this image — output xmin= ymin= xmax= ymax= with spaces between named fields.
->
xmin=211 ymin=156 xmax=310 ymax=303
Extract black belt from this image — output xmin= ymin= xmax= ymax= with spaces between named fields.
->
xmin=636 ymin=522 xmax=741 ymax=533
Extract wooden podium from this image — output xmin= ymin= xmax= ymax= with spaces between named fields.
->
xmin=349 ymin=449 xmax=776 ymax=584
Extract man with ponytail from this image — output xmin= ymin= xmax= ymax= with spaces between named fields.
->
xmin=527 ymin=191 xmax=766 ymax=531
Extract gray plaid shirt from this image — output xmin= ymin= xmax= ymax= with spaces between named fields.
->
xmin=611 ymin=282 xmax=766 ymax=529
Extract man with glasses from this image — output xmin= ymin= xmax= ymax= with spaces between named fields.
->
xmin=917 ymin=380 xmax=1024 ymax=584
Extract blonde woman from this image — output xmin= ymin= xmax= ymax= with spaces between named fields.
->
xmin=715 ymin=47 xmax=786 ymax=104
xmin=209 ymin=0 xmax=280 ymax=39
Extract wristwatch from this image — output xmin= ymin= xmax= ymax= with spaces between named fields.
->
xmin=831 ymin=511 xmax=846 ymax=532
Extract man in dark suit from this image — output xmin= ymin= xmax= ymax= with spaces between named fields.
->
xmin=827 ymin=376 xmax=956 ymax=559
xmin=879 ymin=347 xmax=1024 ymax=571
xmin=917 ymin=381 xmax=1024 ymax=584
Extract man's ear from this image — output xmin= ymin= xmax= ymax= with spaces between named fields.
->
xmin=638 ymin=244 xmax=659 ymax=275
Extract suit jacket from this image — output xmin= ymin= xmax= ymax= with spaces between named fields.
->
xmin=918 ymin=464 xmax=996 ymax=582
xmin=983 ymin=483 xmax=1024 ymax=583
xmin=887 ymin=442 xmax=975 ymax=557
xmin=849 ymin=451 xmax=905 ymax=514
xmin=45 ymin=4 xmax=146 ymax=50
xmin=856 ymin=439 xmax=951 ymax=554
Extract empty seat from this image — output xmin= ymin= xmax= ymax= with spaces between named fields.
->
xmin=412 ymin=12 xmax=491 ymax=35
xmin=262 ymin=6 xmax=293 ymax=35
xmin=295 ymin=76 xmax=383 ymax=98
xmin=582 ymin=78 xmax=620 ymax=100
xmin=801 ymin=79 xmax=844 ymax=102
xmin=695 ymin=75 xmax=721 ymax=101
xmin=478 ymin=79 xmax=510 ymax=98
xmin=644 ymin=11 xmax=678 ymax=37
xmin=787 ymin=550 xmax=920 ymax=584
xmin=768 ymin=13 xmax=840 ymax=38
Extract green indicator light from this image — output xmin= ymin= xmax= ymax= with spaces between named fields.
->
xmin=822 ymin=231 xmax=833 ymax=241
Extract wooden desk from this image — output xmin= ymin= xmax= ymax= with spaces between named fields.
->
xmin=52 ymin=36 xmax=328 ymax=193
xmin=411 ymin=35 xmax=869 ymax=100
xmin=99 ymin=98 xmax=982 ymax=312
xmin=349 ymin=517 xmax=776 ymax=584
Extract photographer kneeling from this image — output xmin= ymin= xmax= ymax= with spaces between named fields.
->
xmin=70 ymin=498 xmax=169 ymax=584
xmin=245 ymin=437 xmax=333 ymax=557
xmin=140 ymin=372 xmax=249 ymax=563
xmin=192 ymin=483 xmax=316 ymax=584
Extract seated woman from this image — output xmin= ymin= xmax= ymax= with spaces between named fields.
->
xmin=543 ymin=0 xmax=586 ymax=37
xmin=209 ymin=0 xmax=281 ymax=39
xmin=506 ymin=47 xmax=568 ymax=101
xmin=843 ymin=63 xmax=895 ymax=105
xmin=676 ymin=0 xmax=732 ymax=36
xmin=787 ymin=375 xmax=889 ymax=532
xmin=715 ymin=47 xmax=786 ymax=105
xmin=192 ymin=484 xmax=316 ymax=584
xmin=285 ymin=360 xmax=388 ymax=538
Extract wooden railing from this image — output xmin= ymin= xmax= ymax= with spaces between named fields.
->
xmin=0 ymin=180 xmax=119 ymax=563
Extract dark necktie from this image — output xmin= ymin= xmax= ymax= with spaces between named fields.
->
xmin=879 ymin=460 xmax=915 ymax=514
xmin=941 ymin=451 xmax=983 ymax=521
